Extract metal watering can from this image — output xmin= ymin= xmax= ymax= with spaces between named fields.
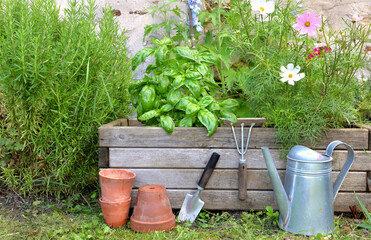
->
xmin=261 ymin=140 xmax=354 ymax=236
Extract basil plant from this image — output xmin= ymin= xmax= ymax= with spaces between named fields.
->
xmin=130 ymin=37 xmax=238 ymax=136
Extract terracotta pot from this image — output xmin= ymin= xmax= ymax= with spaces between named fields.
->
xmin=100 ymin=197 xmax=131 ymax=228
xmin=130 ymin=185 xmax=176 ymax=233
xmin=99 ymin=169 xmax=136 ymax=202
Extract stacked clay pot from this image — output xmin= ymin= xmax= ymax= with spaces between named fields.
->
xmin=99 ymin=169 xmax=136 ymax=228
xmin=130 ymin=185 xmax=176 ymax=233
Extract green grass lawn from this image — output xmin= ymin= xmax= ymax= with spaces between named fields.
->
xmin=0 ymin=197 xmax=369 ymax=240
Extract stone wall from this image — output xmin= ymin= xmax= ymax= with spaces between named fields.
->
xmin=56 ymin=0 xmax=370 ymax=77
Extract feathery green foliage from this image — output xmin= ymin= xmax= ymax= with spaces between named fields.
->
xmin=199 ymin=0 xmax=370 ymax=150
xmin=0 ymin=0 xmax=132 ymax=196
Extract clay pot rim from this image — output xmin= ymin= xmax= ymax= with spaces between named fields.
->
xmin=99 ymin=169 xmax=136 ymax=180
xmin=130 ymin=214 xmax=175 ymax=225
xmin=99 ymin=197 xmax=131 ymax=204
xmin=139 ymin=184 xmax=166 ymax=192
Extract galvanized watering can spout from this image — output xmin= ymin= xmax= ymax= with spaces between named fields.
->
xmin=261 ymin=147 xmax=290 ymax=227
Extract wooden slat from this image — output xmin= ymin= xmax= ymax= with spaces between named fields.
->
xmin=109 ymin=148 xmax=283 ymax=169
xmin=332 ymin=150 xmax=371 ymax=171
xmin=99 ymin=119 xmax=128 ymax=128
xmin=109 ymin=148 xmax=371 ymax=171
xmin=367 ymin=172 xmax=371 ymax=192
xmin=98 ymin=147 xmax=109 ymax=168
xmin=360 ymin=123 xmax=371 ymax=149
xmin=127 ymin=118 xmax=144 ymax=126
xmin=221 ymin=118 xmax=265 ymax=127
xmin=127 ymin=118 xmax=266 ymax=127
xmin=122 ymin=169 xmax=366 ymax=192
xmin=99 ymin=127 xmax=368 ymax=149
xmin=354 ymin=123 xmax=371 ymax=131
xmin=128 ymin=190 xmax=371 ymax=212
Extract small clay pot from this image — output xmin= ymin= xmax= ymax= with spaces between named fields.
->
xmin=99 ymin=169 xmax=136 ymax=202
xmin=130 ymin=185 xmax=176 ymax=233
xmin=100 ymin=197 xmax=131 ymax=228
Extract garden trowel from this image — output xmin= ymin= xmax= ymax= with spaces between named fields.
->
xmin=177 ymin=152 xmax=220 ymax=223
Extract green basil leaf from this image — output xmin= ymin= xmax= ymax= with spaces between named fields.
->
xmin=175 ymin=98 xmax=189 ymax=111
xmin=160 ymin=104 xmax=174 ymax=112
xmin=220 ymin=99 xmax=240 ymax=111
xmin=209 ymin=102 xmax=221 ymax=111
xmin=157 ymin=76 xmax=170 ymax=94
xmin=179 ymin=115 xmax=193 ymax=127
xmin=132 ymin=47 xmax=156 ymax=70
xmin=220 ymin=111 xmax=237 ymax=124
xmin=159 ymin=37 xmax=173 ymax=46
xmin=184 ymin=96 xmax=198 ymax=104
xmin=199 ymin=52 xmax=217 ymax=64
xmin=160 ymin=115 xmax=175 ymax=134
xmin=167 ymin=89 xmax=182 ymax=105
xmin=186 ymin=102 xmax=201 ymax=115
xmin=137 ymin=102 xmax=144 ymax=117
xmin=204 ymin=76 xmax=220 ymax=89
xmin=198 ymin=109 xmax=218 ymax=136
xmin=130 ymin=91 xmax=140 ymax=107
xmin=163 ymin=68 xmax=176 ymax=77
xmin=129 ymin=79 xmax=147 ymax=94
xmin=145 ymin=63 xmax=156 ymax=73
xmin=146 ymin=75 xmax=157 ymax=85
xmin=197 ymin=63 xmax=209 ymax=76
xmin=173 ymin=46 xmax=196 ymax=61
xmin=155 ymin=46 xmax=167 ymax=65
xmin=199 ymin=95 xmax=214 ymax=109
xmin=185 ymin=71 xmax=202 ymax=79
xmin=173 ymin=75 xmax=185 ymax=89
xmin=154 ymin=97 xmax=160 ymax=109
xmin=140 ymin=85 xmax=156 ymax=112
xmin=151 ymin=37 xmax=161 ymax=45
xmin=185 ymin=79 xmax=201 ymax=98
xmin=138 ymin=110 xmax=159 ymax=121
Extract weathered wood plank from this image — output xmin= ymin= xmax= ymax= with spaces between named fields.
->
xmin=119 ymin=169 xmax=366 ymax=191
xmin=109 ymin=148 xmax=371 ymax=171
xmin=99 ymin=119 xmax=128 ymax=128
xmin=127 ymin=118 xmax=266 ymax=127
xmin=98 ymin=147 xmax=109 ymax=168
xmin=128 ymin=190 xmax=371 ymax=212
xmin=354 ymin=123 xmax=371 ymax=131
xmin=359 ymin=123 xmax=371 ymax=150
xmin=99 ymin=127 xmax=368 ymax=149
xmin=367 ymin=172 xmax=371 ymax=192
xmin=221 ymin=118 xmax=266 ymax=127
xmin=127 ymin=118 xmax=144 ymax=126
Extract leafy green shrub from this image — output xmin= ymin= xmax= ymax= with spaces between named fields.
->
xmin=131 ymin=37 xmax=238 ymax=136
xmin=0 ymin=0 xmax=132 ymax=196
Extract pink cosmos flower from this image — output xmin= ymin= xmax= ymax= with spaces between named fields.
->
xmin=314 ymin=42 xmax=326 ymax=48
xmin=323 ymin=46 xmax=331 ymax=52
xmin=308 ymin=54 xmax=314 ymax=60
xmin=313 ymin=48 xmax=321 ymax=56
xmin=292 ymin=11 xmax=322 ymax=36
xmin=351 ymin=14 xmax=364 ymax=22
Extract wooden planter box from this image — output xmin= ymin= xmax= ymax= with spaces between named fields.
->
xmin=99 ymin=119 xmax=371 ymax=212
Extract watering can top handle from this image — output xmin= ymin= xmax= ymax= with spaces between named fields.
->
xmin=325 ymin=140 xmax=355 ymax=203
xmin=325 ymin=140 xmax=353 ymax=157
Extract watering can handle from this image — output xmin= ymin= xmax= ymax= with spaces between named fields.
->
xmin=325 ymin=140 xmax=354 ymax=203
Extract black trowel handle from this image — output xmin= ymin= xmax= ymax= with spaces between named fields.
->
xmin=197 ymin=152 xmax=220 ymax=189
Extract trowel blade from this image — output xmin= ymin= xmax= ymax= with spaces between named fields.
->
xmin=177 ymin=191 xmax=204 ymax=223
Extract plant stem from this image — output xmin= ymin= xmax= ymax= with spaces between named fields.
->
xmin=188 ymin=5 xmax=195 ymax=49
xmin=236 ymin=0 xmax=250 ymax=39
